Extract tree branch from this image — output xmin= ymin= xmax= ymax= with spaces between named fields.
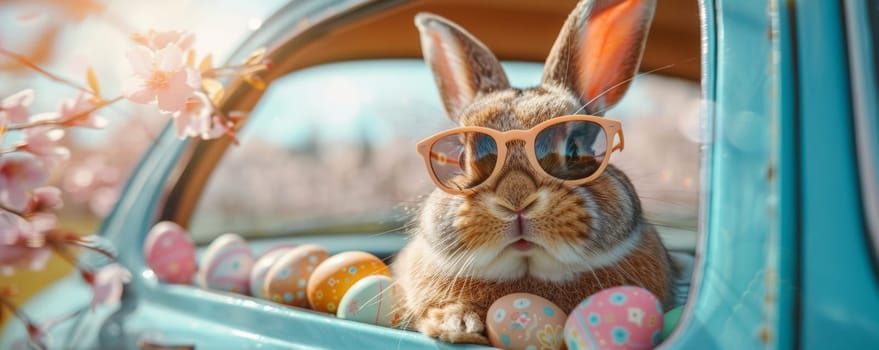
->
xmin=0 ymin=47 xmax=96 ymax=97
xmin=7 ymin=96 xmax=122 ymax=131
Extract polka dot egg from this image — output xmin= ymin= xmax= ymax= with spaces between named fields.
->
xmin=195 ymin=233 xmax=254 ymax=294
xmin=249 ymin=244 xmax=297 ymax=300
xmin=564 ymin=286 xmax=664 ymax=350
xmin=264 ymin=244 xmax=328 ymax=307
xmin=307 ymin=251 xmax=391 ymax=314
xmin=486 ymin=293 xmax=567 ymax=350
xmin=337 ymin=275 xmax=402 ymax=327
xmin=143 ymin=221 xmax=196 ymax=284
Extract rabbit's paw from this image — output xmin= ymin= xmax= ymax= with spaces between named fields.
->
xmin=418 ymin=303 xmax=489 ymax=344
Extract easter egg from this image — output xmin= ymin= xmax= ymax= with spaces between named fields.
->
xmin=307 ymin=251 xmax=391 ymax=314
xmin=337 ymin=275 xmax=402 ymax=327
xmin=486 ymin=293 xmax=566 ymax=350
xmin=564 ymin=286 xmax=664 ymax=350
xmin=195 ymin=233 xmax=254 ymax=294
xmin=143 ymin=221 xmax=196 ymax=284
xmin=662 ymin=306 xmax=684 ymax=339
xmin=249 ymin=245 xmax=298 ymax=299
xmin=264 ymin=244 xmax=328 ymax=307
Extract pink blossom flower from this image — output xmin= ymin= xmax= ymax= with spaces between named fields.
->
xmin=138 ymin=29 xmax=196 ymax=51
xmin=29 ymin=186 xmax=63 ymax=212
xmin=0 ymin=89 xmax=34 ymax=124
xmin=122 ymin=44 xmax=201 ymax=113
xmin=20 ymin=120 xmax=69 ymax=164
xmin=0 ymin=153 xmax=48 ymax=212
xmin=0 ymin=245 xmax=51 ymax=276
xmin=89 ymin=263 xmax=131 ymax=308
xmin=26 ymin=213 xmax=57 ymax=235
xmin=0 ymin=211 xmax=52 ymax=275
xmin=172 ymin=93 xmax=226 ymax=139
xmin=0 ymin=210 xmax=26 ymax=244
xmin=58 ymin=93 xmax=108 ymax=129
xmin=0 ymin=211 xmax=54 ymax=244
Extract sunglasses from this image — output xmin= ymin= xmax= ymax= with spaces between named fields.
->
xmin=417 ymin=115 xmax=625 ymax=195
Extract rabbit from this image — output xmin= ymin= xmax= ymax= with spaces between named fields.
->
xmin=392 ymin=0 xmax=673 ymax=345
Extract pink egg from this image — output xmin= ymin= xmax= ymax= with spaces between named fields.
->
xmin=195 ymin=233 xmax=254 ymax=294
xmin=249 ymin=245 xmax=297 ymax=300
xmin=564 ymin=286 xmax=664 ymax=350
xmin=143 ymin=221 xmax=196 ymax=284
xmin=486 ymin=293 xmax=567 ymax=350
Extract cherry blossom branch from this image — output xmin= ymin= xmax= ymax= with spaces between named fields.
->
xmin=0 ymin=47 xmax=96 ymax=97
xmin=199 ymin=88 xmax=240 ymax=145
xmin=0 ymin=144 xmax=26 ymax=156
xmin=0 ymin=205 xmax=25 ymax=217
xmin=7 ymin=96 xmax=122 ymax=131
xmin=44 ymin=232 xmax=116 ymax=271
xmin=0 ymin=295 xmax=37 ymax=333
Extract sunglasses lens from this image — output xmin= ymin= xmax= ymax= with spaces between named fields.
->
xmin=429 ymin=131 xmax=498 ymax=190
xmin=535 ymin=120 xmax=607 ymax=180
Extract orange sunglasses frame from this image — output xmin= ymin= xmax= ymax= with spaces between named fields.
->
xmin=416 ymin=115 xmax=625 ymax=195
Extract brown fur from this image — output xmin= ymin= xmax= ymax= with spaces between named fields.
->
xmin=394 ymin=223 xmax=672 ymax=344
xmin=396 ymin=224 xmax=671 ymax=313
xmin=397 ymin=0 xmax=664 ymax=344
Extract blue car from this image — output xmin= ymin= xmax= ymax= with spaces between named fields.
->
xmin=3 ymin=0 xmax=878 ymax=348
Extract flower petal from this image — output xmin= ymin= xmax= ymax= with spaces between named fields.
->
xmin=172 ymin=110 xmax=192 ymax=139
xmin=0 ymin=211 xmax=26 ymax=245
xmin=126 ymin=46 xmax=154 ymax=77
xmin=27 ymin=213 xmax=57 ymax=234
xmin=27 ymin=112 xmax=61 ymax=124
xmin=90 ymin=263 xmax=131 ymax=307
xmin=2 ymin=89 xmax=34 ymax=108
xmin=59 ymin=93 xmax=89 ymax=119
xmin=1 ymin=89 xmax=34 ymax=123
xmin=1 ymin=186 xmax=29 ymax=213
xmin=156 ymin=70 xmax=194 ymax=113
xmin=0 ymin=154 xmax=49 ymax=210
xmin=201 ymin=116 xmax=227 ymax=140
xmin=26 ymin=247 xmax=51 ymax=271
xmin=155 ymin=44 xmax=184 ymax=72
xmin=77 ymin=114 xmax=108 ymax=129
xmin=122 ymin=77 xmax=156 ymax=104
xmin=150 ymin=30 xmax=178 ymax=50
xmin=177 ymin=32 xmax=196 ymax=51
xmin=32 ymin=186 xmax=63 ymax=210
xmin=185 ymin=67 xmax=202 ymax=89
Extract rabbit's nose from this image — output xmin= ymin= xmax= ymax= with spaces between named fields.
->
xmin=494 ymin=170 xmax=539 ymax=214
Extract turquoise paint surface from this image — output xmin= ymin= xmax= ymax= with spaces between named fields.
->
xmin=796 ymin=1 xmax=879 ymax=348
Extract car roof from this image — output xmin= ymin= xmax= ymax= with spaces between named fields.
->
xmin=271 ymin=0 xmax=700 ymax=81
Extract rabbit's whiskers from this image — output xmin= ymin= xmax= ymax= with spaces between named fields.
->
xmin=575 ymin=57 xmax=697 ymax=116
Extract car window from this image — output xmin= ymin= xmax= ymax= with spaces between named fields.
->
xmin=187 ymin=59 xmax=702 ymax=248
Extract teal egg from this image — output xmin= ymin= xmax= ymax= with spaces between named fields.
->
xmin=662 ymin=306 xmax=684 ymax=339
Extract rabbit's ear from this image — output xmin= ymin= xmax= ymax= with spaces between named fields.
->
xmin=543 ymin=0 xmax=656 ymax=114
xmin=416 ymin=13 xmax=510 ymax=122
